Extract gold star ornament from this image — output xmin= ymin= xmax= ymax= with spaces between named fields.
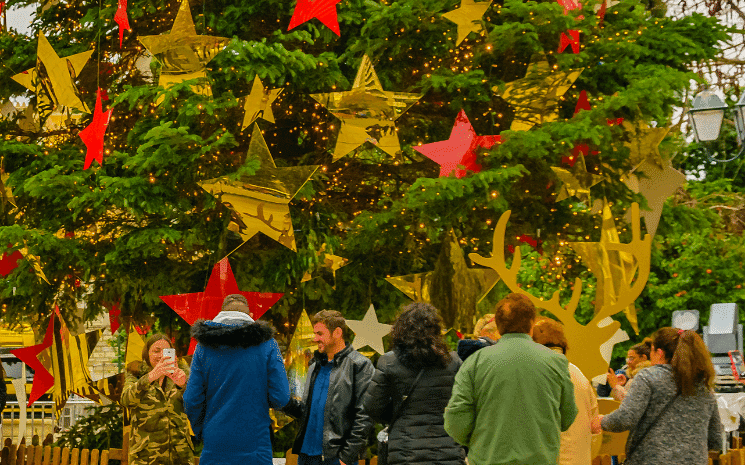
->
xmin=199 ymin=126 xmax=319 ymax=252
xmin=622 ymin=120 xmax=668 ymax=171
xmin=346 ymin=304 xmax=392 ymax=355
xmin=138 ymin=0 xmax=230 ymax=96
xmin=496 ymin=60 xmax=583 ymax=132
xmin=11 ymin=33 xmax=92 ymax=117
xmin=551 ymin=154 xmax=603 ymax=203
xmin=386 ymin=230 xmax=499 ymax=333
xmin=311 ymin=54 xmax=421 ymax=161
xmin=623 ymin=160 xmax=686 ymax=238
xmin=442 ymin=0 xmax=492 ymax=46
xmin=242 ymin=76 xmax=283 ymax=129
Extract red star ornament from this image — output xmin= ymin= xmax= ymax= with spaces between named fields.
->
xmin=106 ymin=302 xmax=121 ymax=334
xmin=288 ymin=0 xmax=341 ymax=36
xmin=114 ymin=0 xmax=131 ymax=48
xmin=558 ymin=30 xmax=580 ymax=54
xmin=160 ymin=258 xmax=283 ymax=353
xmin=12 ymin=316 xmax=55 ymax=406
xmin=0 ymin=244 xmax=23 ymax=276
xmin=574 ymin=90 xmax=590 ymax=115
xmin=79 ymin=89 xmax=112 ymax=170
xmin=414 ymin=110 xmax=502 ymax=178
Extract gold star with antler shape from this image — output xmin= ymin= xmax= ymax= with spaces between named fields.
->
xmin=442 ymin=0 xmax=493 ymax=46
xmin=622 ymin=120 xmax=668 ymax=171
xmin=242 ymin=76 xmax=283 ymax=129
xmin=623 ymin=160 xmax=686 ymax=238
xmin=496 ymin=60 xmax=583 ymax=132
xmin=11 ymin=33 xmax=92 ymax=118
xmin=199 ymin=126 xmax=319 ymax=252
xmin=311 ymin=54 xmax=421 ymax=162
xmin=138 ymin=0 xmax=230 ymax=95
xmin=386 ymin=230 xmax=499 ymax=333
xmin=569 ymin=201 xmax=641 ymax=333
xmin=551 ymin=154 xmax=603 ymax=203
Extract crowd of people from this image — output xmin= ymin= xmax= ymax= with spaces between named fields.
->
xmin=121 ymin=293 xmax=724 ymax=465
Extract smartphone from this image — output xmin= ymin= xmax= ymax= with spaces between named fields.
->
xmin=162 ymin=348 xmax=176 ymax=374
xmin=162 ymin=348 xmax=176 ymax=361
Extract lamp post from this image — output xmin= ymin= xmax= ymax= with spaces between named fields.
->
xmin=688 ymin=89 xmax=745 ymax=162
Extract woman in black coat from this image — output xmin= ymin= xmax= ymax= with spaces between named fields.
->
xmin=362 ymin=302 xmax=466 ymax=465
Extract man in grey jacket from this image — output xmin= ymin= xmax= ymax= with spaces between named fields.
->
xmin=284 ymin=310 xmax=375 ymax=465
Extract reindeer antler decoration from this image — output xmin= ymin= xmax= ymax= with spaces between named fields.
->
xmin=469 ymin=202 xmax=652 ymax=379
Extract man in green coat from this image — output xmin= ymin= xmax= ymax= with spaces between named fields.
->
xmin=444 ymin=294 xmax=578 ymax=465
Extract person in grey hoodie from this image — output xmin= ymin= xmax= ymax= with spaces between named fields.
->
xmin=596 ymin=327 xmax=722 ymax=465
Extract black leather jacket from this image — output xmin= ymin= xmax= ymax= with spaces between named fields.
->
xmin=283 ymin=344 xmax=374 ymax=463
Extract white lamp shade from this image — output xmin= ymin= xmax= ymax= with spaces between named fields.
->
xmin=689 ymin=90 xmax=728 ymax=142
xmin=691 ymin=110 xmax=725 ymax=141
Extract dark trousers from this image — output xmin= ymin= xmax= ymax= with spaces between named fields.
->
xmin=297 ymin=453 xmax=358 ymax=465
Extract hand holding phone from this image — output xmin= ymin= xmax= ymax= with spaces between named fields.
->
xmin=162 ymin=348 xmax=176 ymax=374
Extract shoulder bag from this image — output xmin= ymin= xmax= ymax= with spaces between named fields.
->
xmin=620 ymin=393 xmax=679 ymax=464
xmin=376 ymin=368 xmax=424 ymax=465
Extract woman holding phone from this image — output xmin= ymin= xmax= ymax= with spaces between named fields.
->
xmin=121 ymin=334 xmax=194 ymax=465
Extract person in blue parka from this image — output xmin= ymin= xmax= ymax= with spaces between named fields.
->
xmin=183 ymin=294 xmax=290 ymax=465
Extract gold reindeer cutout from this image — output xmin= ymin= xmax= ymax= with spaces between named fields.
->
xmin=469 ymin=203 xmax=652 ymax=380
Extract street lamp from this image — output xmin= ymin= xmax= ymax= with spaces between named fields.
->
xmin=735 ymin=93 xmax=745 ymax=146
xmin=688 ymin=89 xmax=745 ymax=162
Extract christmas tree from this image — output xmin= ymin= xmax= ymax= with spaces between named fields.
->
xmin=0 ymin=0 xmax=731 ymax=365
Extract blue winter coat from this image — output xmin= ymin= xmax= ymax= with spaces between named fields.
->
xmin=183 ymin=318 xmax=290 ymax=465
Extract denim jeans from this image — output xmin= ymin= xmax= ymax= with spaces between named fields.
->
xmin=297 ymin=453 xmax=358 ymax=465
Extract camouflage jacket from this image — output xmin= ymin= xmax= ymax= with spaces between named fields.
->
xmin=121 ymin=359 xmax=194 ymax=465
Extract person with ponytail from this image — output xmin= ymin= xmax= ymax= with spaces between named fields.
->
xmin=606 ymin=339 xmax=654 ymax=402
xmin=594 ymin=328 xmax=722 ymax=465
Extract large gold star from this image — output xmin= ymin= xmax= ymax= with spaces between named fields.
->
xmin=11 ymin=33 xmax=92 ymax=117
xmin=551 ymin=154 xmax=604 ymax=203
xmin=622 ymin=120 xmax=668 ymax=171
xmin=242 ymin=76 xmax=283 ymax=129
xmin=199 ymin=125 xmax=319 ymax=252
xmin=442 ymin=0 xmax=493 ymax=46
xmin=386 ymin=230 xmax=499 ymax=333
xmin=311 ymin=54 xmax=421 ymax=162
xmin=138 ymin=0 xmax=230 ymax=95
xmin=569 ymin=201 xmax=642 ymax=333
xmin=496 ymin=60 xmax=583 ymax=132
xmin=623 ymin=160 xmax=686 ymax=238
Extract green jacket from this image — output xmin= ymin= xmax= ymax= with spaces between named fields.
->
xmin=121 ymin=359 xmax=194 ymax=465
xmin=444 ymin=333 xmax=577 ymax=465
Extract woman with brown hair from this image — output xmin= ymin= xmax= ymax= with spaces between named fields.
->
xmin=362 ymin=302 xmax=465 ymax=465
xmin=606 ymin=339 xmax=653 ymax=401
xmin=121 ymin=334 xmax=193 ymax=465
xmin=596 ymin=327 xmax=722 ymax=465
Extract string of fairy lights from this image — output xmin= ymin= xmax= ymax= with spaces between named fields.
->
xmin=0 ymin=0 xmax=678 ymax=315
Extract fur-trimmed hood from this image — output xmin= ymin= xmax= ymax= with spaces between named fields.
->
xmin=191 ymin=319 xmax=275 ymax=348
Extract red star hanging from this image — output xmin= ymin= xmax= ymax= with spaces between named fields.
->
xmin=414 ymin=110 xmax=502 ymax=178
xmin=288 ymin=0 xmax=341 ymax=36
xmin=114 ymin=0 xmax=131 ymax=48
xmin=107 ymin=302 xmax=121 ymax=334
xmin=160 ymin=258 xmax=283 ymax=353
xmin=12 ymin=316 xmax=55 ymax=406
xmin=559 ymin=30 xmax=580 ymax=54
xmin=573 ymin=90 xmax=590 ymax=115
xmin=0 ymin=245 xmax=23 ymax=276
xmin=79 ymin=89 xmax=112 ymax=170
